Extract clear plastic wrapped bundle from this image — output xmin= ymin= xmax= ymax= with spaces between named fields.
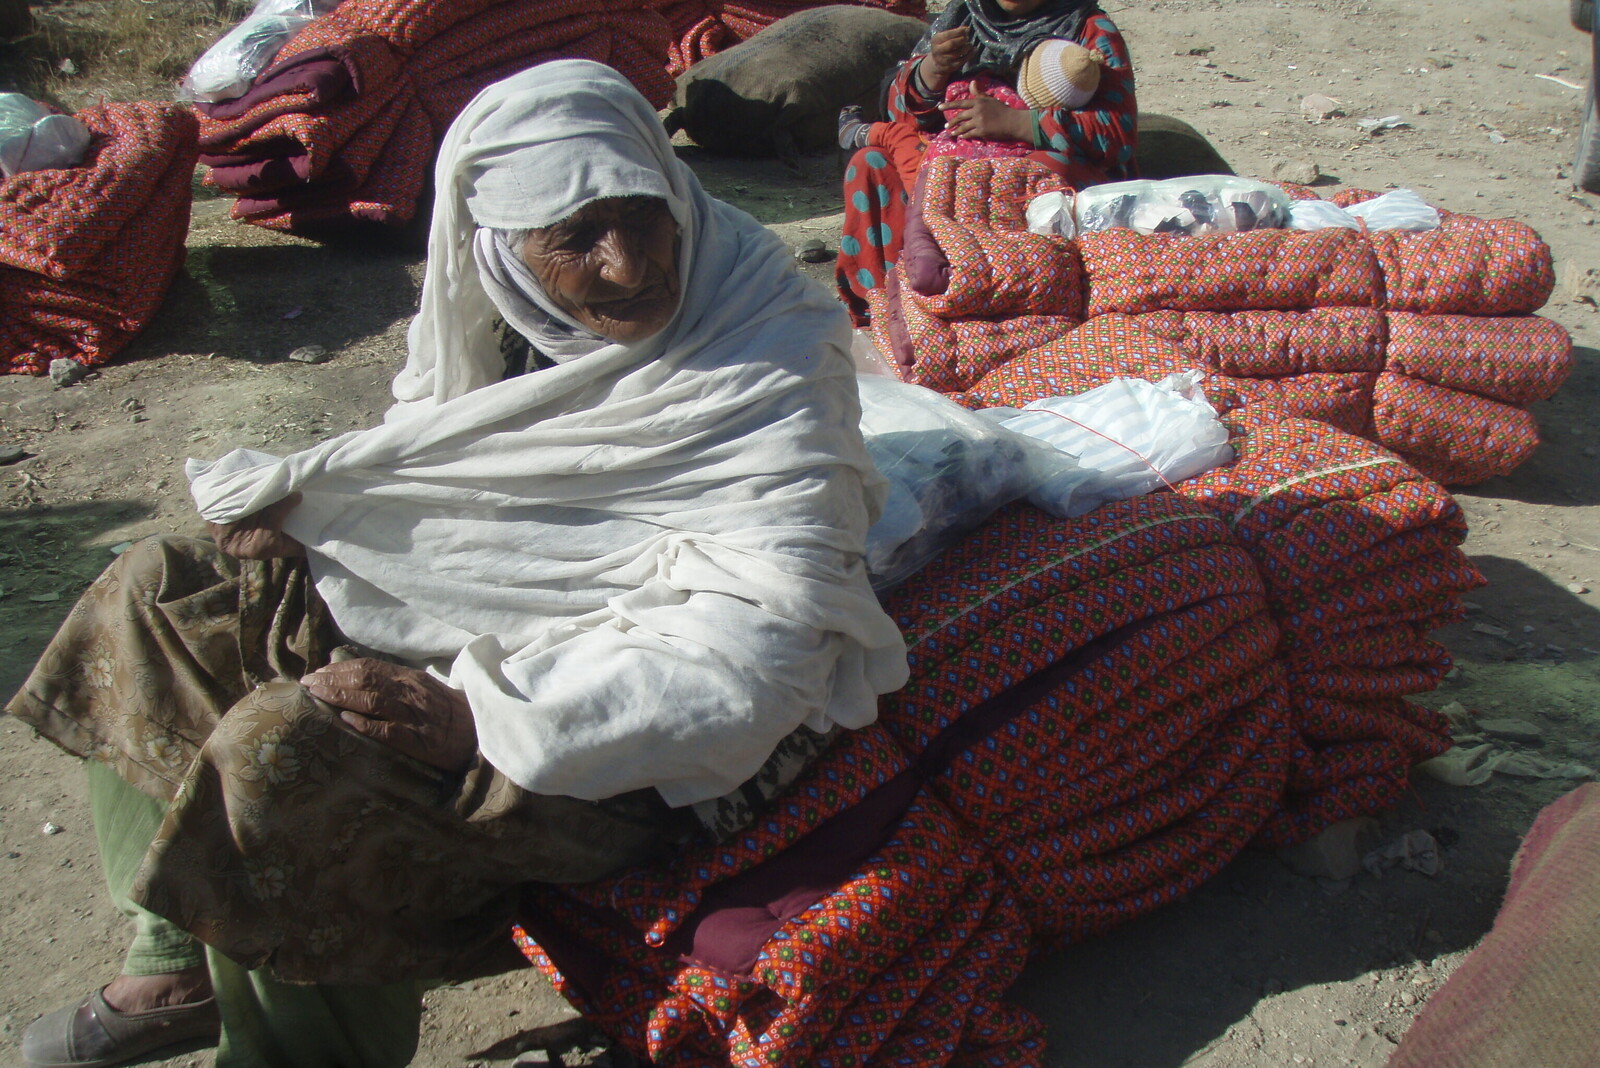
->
xmin=180 ymin=0 xmax=344 ymax=103
xmin=1072 ymin=175 xmax=1294 ymax=236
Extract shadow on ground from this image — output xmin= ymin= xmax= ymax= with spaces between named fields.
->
xmin=0 ymin=500 xmax=151 ymax=700
xmin=1467 ymin=343 xmax=1600 ymax=507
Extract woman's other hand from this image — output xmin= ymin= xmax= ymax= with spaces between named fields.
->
xmin=207 ymin=493 xmax=306 ymax=560
xmin=301 ymin=659 xmax=478 ymax=773
xmin=943 ymin=85 xmax=1034 ymax=142
xmin=918 ymin=26 xmax=972 ymax=94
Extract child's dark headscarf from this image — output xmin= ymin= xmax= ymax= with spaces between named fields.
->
xmin=915 ymin=0 xmax=1100 ymax=78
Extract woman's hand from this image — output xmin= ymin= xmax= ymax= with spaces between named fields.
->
xmin=943 ymin=86 xmax=1034 ymax=142
xmin=207 ymin=493 xmax=306 ymax=560
xmin=918 ymin=26 xmax=972 ymax=95
xmin=302 ymin=659 xmax=478 ymax=773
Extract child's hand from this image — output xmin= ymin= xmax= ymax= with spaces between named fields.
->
xmin=919 ymin=27 xmax=972 ymax=93
xmin=943 ymin=85 xmax=1033 ymax=142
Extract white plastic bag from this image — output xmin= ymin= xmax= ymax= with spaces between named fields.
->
xmin=1343 ymin=188 xmax=1440 ymax=231
xmin=851 ymin=329 xmax=895 ymax=377
xmin=1287 ymin=189 xmax=1441 ymax=233
xmin=1074 ymin=175 xmax=1293 ymax=236
xmin=0 ymin=94 xmax=91 ymax=177
xmin=1288 ymin=198 xmax=1362 ymax=231
xmin=979 ymin=371 xmax=1234 ymax=517
xmin=1025 ymin=190 xmax=1077 ymax=238
xmin=180 ymin=0 xmax=343 ymax=103
xmin=858 ymin=376 xmax=1078 ymax=591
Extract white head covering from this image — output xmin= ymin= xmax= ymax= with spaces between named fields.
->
xmin=187 ymin=61 xmax=908 ymax=805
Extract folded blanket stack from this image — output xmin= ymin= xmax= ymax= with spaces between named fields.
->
xmin=655 ymin=0 xmax=928 ymax=77
xmin=874 ymin=497 xmax=1291 ymax=945
xmin=513 ymin=490 xmax=1401 ymax=1062
xmin=1176 ymin=415 xmax=1482 ymax=845
xmin=195 ymin=0 xmax=674 ymax=231
xmin=872 ymin=157 xmax=1572 ymax=485
xmin=972 ymin=321 xmax=1480 ymax=843
xmin=1 ymin=102 xmax=198 ymax=374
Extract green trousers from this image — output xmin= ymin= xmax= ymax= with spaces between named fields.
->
xmin=88 ymin=761 xmax=426 ymax=1068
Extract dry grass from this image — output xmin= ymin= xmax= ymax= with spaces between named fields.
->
xmin=2 ymin=0 xmax=253 ymax=103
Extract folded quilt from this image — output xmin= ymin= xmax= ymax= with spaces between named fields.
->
xmin=195 ymin=0 xmax=673 ymax=230
xmin=1078 ymin=226 xmax=1385 ymax=317
xmin=909 ymin=155 xmax=1084 ymax=322
xmin=882 ymin=158 xmax=1571 ymax=483
xmin=1370 ymin=371 xmax=1543 ymax=485
xmin=1331 ymin=188 xmax=1556 ymax=315
xmin=2 ymin=102 xmax=197 ymax=374
xmin=512 ymin=426 xmax=1478 ymax=1058
xmin=1175 ymin=416 xmax=1480 ymax=845
xmin=657 ymin=0 xmax=929 ymax=77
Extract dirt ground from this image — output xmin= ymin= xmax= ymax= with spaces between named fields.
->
xmin=3 ymin=0 xmax=1599 ymax=1065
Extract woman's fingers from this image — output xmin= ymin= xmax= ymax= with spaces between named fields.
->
xmin=303 ymin=659 xmax=476 ymax=771
xmin=339 ymin=710 xmax=431 ymax=764
xmin=301 ymin=658 xmax=400 ymax=717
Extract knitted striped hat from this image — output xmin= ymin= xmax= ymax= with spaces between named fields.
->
xmin=1018 ymin=39 xmax=1105 ymax=111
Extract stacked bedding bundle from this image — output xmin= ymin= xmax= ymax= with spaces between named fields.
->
xmin=971 ymin=322 xmax=1481 ymax=844
xmin=513 ymin=481 xmax=1465 ymax=1062
xmin=1 ymin=102 xmax=198 ymax=374
xmin=194 ymin=0 xmax=674 ymax=231
xmin=1172 ymin=415 xmax=1481 ymax=844
xmin=871 ymin=157 xmax=1573 ymax=484
xmin=873 ymin=497 xmax=1293 ymax=944
xmin=656 ymin=0 xmax=928 ymax=77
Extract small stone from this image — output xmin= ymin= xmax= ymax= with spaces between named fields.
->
xmin=49 ymin=358 xmax=87 ymax=387
xmin=41 ymin=821 xmax=62 ymax=835
xmin=130 ymin=413 xmax=147 ymax=423
xmin=57 ymin=57 xmax=78 ymax=76
xmin=1567 ymin=583 xmax=1589 ymax=594
xmin=0 ymin=444 xmax=24 ymax=465
xmin=795 ymin=239 xmax=832 ymax=264
xmin=1478 ymin=717 xmax=1545 ymax=745
xmin=1268 ymin=157 xmax=1321 ymax=185
xmin=1399 ymin=990 xmax=1418 ymax=1006
xmin=1300 ymin=93 xmax=1344 ymax=121
xmin=110 ymin=541 xmax=135 ymax=555
xmin=1278 ymin=817 xmax=1378 ymax=881
xmin=287 ymin=344 xmax=331 ymax=364
xmin=1472 ymin=623 xmax=1509 ymax=638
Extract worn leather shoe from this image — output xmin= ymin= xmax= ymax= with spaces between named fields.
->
xmin=22 ymin=987 xmax=220 ymax=1068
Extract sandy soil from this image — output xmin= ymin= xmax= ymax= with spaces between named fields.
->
xmin=2 ymin=0 xmax=1598 ymax=1065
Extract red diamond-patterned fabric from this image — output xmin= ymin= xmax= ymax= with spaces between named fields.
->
xmin=1 ymin=102 xmax=198 ymax=374
xmin=1384 ymin=312 xmax=1572 ymax=406
xmin=912 ymin=156 xmax=1083 ymax=322
xmin=512 ymin=417 xmax=1480 ymax=1063
xmin=1078 ymin=226 xmax=1384 ymax=317
xmin=874 ymin=158 xmax=1571 ymax=484
xmin=1330 ymin=188 xmax=1556 ymax=315
xmin=195 ymin=0 xmax=675 ymax=232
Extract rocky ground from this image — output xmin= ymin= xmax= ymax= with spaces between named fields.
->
xmin=2 ymin=0 xmax=1598 ymax=1065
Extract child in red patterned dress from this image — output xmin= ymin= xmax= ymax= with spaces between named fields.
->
xmin=835 ymin=0 xmax=1137 ymax=323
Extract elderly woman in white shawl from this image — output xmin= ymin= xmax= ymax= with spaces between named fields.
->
xmin=11 ymin=61 xmax=907 ymax=1068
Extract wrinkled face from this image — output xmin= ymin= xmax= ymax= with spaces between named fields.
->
xmin=520 ymin=195 xmax=682 ymax=343
xmin=993 ymin=0 xmax=1052 ymax=16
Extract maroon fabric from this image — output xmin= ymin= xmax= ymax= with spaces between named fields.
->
xmin=195 ymin=51 xmax=356 ymax=122
xmin=204 ymin=153 xmax=313 ymax=191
